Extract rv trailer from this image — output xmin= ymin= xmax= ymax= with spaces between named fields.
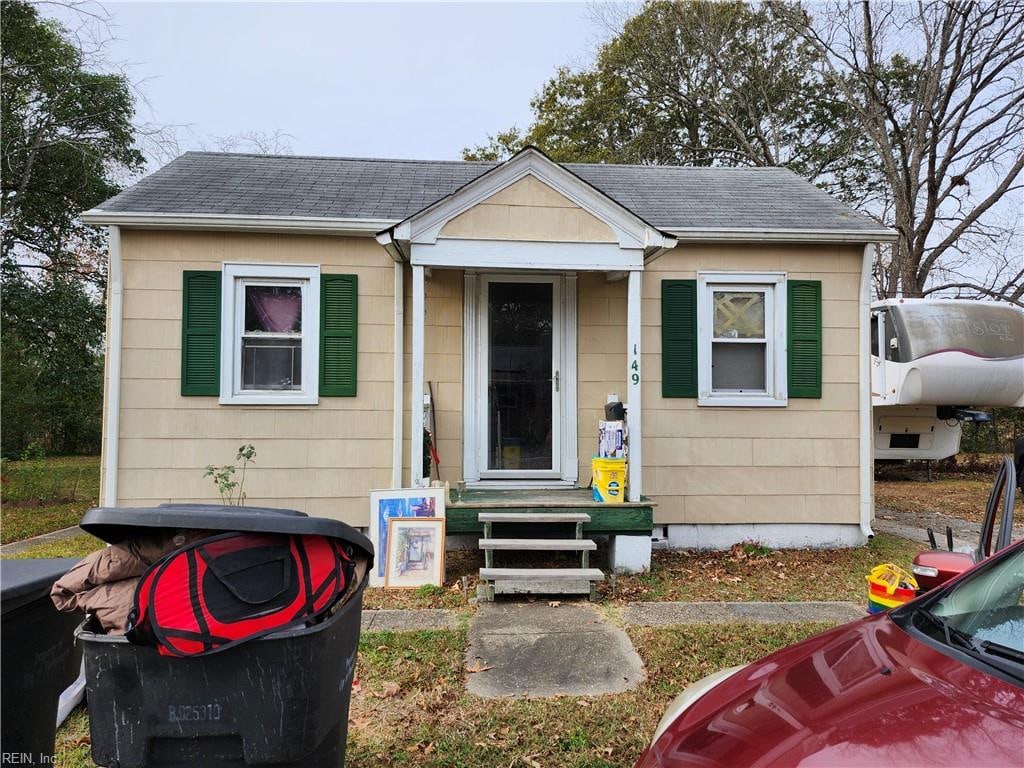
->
xmin=871 ymin=299 xmax=1024 ymax=460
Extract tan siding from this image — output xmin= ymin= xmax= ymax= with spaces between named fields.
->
xmin=576 ymin=273 xmax=627 ymax=482
xmin=439 ymin=176 xmax=616 ymax=242
xmin=112 ymin=230 xmax=395 ymax=526
xmin=640 ymin=243 xmax=863 ymax=526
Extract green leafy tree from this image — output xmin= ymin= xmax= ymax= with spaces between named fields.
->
xmin=465 ymin=1 xmax=880 ymax=204
xmin=1 ymin=1 xmax=143 ymax=456
xmin=1 ymin=0 xmax=143 ymax=280
xmin=1 ymin=261 xmax=105 ymax=456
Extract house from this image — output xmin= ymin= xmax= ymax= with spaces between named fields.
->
xmin=82 ymin=147 xmax=896 ymax=574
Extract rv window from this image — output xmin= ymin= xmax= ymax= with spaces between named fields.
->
xmin=891 ymin=302 xmax=1024 ymax=362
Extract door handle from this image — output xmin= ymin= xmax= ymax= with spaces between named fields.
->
xmin=554 ymin=370 xmax=559 ymax=392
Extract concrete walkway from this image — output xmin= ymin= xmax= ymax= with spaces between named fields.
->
xmin=362 ymin=598 xmax=866 ymax=636
xmin=466 ymin=602 xmax=644 ymax=699
xmin=621 ymin=600 xmax=864 ymax=627
xmin=361 ymin=608 xmax=459 ymax=632
xmin=0 ymin=525 xmax=83 ymax=556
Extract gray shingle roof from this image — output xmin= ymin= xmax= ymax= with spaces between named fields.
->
xmin=92 ymin=151 xmax=888 ymax=236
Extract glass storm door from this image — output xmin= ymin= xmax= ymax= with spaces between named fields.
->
xmin=479 ymin=277 xmax=561 ymax=478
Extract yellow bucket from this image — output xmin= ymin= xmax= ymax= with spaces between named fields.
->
xmin=592 ymin=458 xmax=628 ymax=504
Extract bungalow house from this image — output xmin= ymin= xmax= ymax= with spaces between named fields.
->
xmin=82 ymin=147 xmax=896 ymax=577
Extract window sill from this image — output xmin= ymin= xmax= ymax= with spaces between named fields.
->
xmin=697 ymin=394 xmax=788 ymax=408
xmin=219 ymin=393 xmax=319 ymax=406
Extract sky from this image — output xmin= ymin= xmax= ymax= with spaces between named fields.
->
xmin=43 ymin=1 xmax=612 ymax=165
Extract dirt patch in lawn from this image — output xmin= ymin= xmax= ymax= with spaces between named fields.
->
xmin=875 ymin=478 xmax=999 ymax=524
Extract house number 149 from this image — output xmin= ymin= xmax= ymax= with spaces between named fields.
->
xmin=630 ymin=344 xmax=640 ymax=385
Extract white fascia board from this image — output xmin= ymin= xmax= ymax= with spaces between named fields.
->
xmin=406 ymin=148 xmax=659 ymax=250
xmin=80 ymin=209 xmax=397 ymax=236
xmin=667 ymin=227 xmax=898 ymax=243
xmin=411 ymin=239 xmax=644 ymax=271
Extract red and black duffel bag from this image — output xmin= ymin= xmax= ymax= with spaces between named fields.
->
xmin=127 ymin=532 xmax=353 ymax=657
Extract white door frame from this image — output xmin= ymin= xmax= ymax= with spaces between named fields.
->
xmin=463 ymin=273 xmax=578 ymax=484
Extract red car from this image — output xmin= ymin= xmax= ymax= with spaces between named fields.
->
xmin=637 ymin=538 xmax=1024 ymax=768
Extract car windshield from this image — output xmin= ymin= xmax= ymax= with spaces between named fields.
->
xmin=927 ymin=547 xmax=1024 ymax=660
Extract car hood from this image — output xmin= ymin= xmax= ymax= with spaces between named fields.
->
xmin=642 ymin=613 xmax=1024 ymax=768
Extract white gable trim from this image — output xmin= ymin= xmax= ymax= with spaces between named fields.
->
xmin=403 ymin=148 xmax=675 ymax=251
xmin=411 ymin=239 xmax=643 ymax=271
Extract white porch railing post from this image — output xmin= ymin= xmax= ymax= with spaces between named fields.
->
xmin=627 ymin=270 xmax=643 ymax=502
xmin=411 ymin=264 xmax=426 ymax=487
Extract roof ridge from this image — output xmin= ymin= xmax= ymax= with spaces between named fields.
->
xmin=181 ymin=150 xmax=798 ymax=173
xmin=567 ymin=161 xmax=794 ymax=171
xmin=182 ymin=150 xmax=496 ymax=166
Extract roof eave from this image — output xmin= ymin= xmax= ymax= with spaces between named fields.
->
xmin=79 ymin=209 xmax=398 ymax=236
xmin=667 ymin=227 xmax=898 ymax=244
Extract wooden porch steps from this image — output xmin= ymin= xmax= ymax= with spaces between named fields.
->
xmin=477 ymin=509 xmax=603 ymax=601
xmin=478 ymin=512 xmax=591 ymax=524
xmin=481 ymin=568 xmax=606 ymax=581
xmin=479 ymin=538 xmax=597 ymax=551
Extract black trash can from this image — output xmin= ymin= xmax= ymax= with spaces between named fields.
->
xmin=1 ymin=557 xmax=85 ymax=764
xmin=76 ymin=504 xmax=373 ymax=768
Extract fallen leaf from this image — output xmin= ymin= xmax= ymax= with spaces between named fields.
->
xmin=466 ymin=659 xmax=494 ymax=673
xmin=376 ymin=681 xmax=400 ymax=698
xmin=547 ymin=600 xmax=561 ymax=608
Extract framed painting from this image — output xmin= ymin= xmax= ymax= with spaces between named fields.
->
xmin=384 ymin=517 xmax=446 ymax=589
xmin=368 ymin=488 xmax=446 ymax=587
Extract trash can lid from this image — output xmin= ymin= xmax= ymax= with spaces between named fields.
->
xmin=79 ymin=504 xmax=373 ymax=560
xmin=1 ymin=558 xmax=81 ymax=614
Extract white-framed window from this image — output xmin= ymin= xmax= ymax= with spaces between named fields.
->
xmin=220 ymin=263 xmax=320 ymax=405
xmin=697 ymin=271 xmax=787 ymax=407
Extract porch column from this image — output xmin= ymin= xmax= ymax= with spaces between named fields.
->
xmin=627 ymin=270 xmax=643 ymax=502
xmin=411 ymin=264 xmax=426 ymax=487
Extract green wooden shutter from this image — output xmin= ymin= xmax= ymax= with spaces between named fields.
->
xmin=788 ymin=280 xmax=822 ymax=398
xmin=662 ymin=280 xmax=698 ymax=398
xmin=320 ymin=274 xmax=358 ymax=396
xmin=180 ymin=270 xmax=221 ymax=396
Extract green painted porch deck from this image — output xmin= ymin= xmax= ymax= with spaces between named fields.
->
xmin=446 ymin=488 xmax=654 ymax=536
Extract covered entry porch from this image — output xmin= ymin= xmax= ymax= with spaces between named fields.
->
xmin=376 ymin=147 xmax=677 ymax=578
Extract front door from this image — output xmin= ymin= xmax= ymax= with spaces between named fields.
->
xmin=477 ymin=275 xmax=563 ymax=480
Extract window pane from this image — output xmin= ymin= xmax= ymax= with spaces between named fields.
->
xmin=242 ymin=337 xmax=302 ymax=390
xmin=245 ymin=285 xmax=302 ymax=333
xmin=712 ymin=342 xmax=766 ymax=390
xmin=713 ymin=292 xmax=765 ymax=339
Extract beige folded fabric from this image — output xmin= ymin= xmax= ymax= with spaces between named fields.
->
xmin=51 ymin=530 xmax=204 ymax=633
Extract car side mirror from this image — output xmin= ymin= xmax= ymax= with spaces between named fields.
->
xmin=912 ymin=550 xmax=975 ymax=593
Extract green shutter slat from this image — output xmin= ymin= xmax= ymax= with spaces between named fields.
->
xmin=788 ymin=280 xmax=822 ymax=398
xmin=180 ymin=270 xmax=221 ymax=396
xmin=320 ymin=274 xmax=358 ymax=396
xmin=662 ymin=280 xmax=697 ymax=398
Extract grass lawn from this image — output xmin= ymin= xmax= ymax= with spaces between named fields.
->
xmin=56 ymin=621 xmax=836 ymax=768
xmin=2 ymin=533 xmax=104 ymax=560
xmin=1 ymin=455 xmax=99 ymax=544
